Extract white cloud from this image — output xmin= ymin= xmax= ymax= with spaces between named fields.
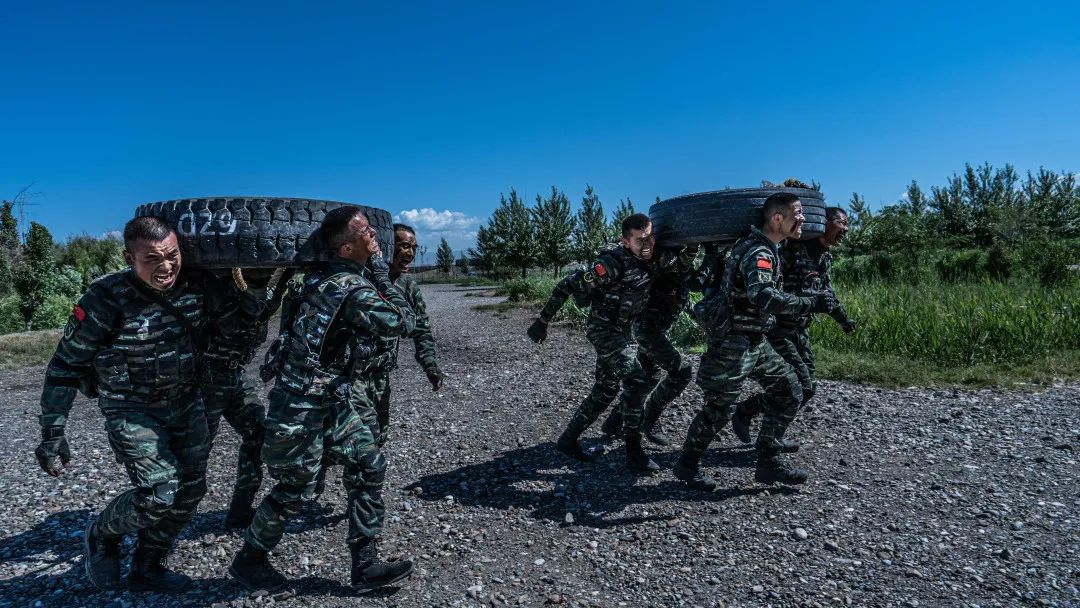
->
xmin=393 ymin=208 xmax=482 ymax=256
xmin=395 ymin=208 xmax=479 ymax=232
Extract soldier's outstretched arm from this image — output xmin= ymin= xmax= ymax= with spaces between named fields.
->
xmin=405 ymin=281 xmax=442 ymax=387
xmin=822 ymin=270 xmax=855 ymax=333
xmin=37 ymin=284 xmax=118 ymax=476
xmin=742 ymin=250 xmax=817 ymax=317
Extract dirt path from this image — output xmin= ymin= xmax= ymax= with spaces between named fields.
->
xmin=0 ymin=284 xmax=1077 ymax=607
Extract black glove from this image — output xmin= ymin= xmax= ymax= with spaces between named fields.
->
xmin=527 ymin=319 xmax=548 ymax=344
xmin=369 ymin=255 xmax=391 ymax=286
xmin=35 ymin=426 xmax=72 ymax=477
xmin=810 ymin=291 xmax=837 ymax=313
xmin=841 ymin=319 xmax=857 ymax=334
xmin=426 ymin=368 xmax=445 ymax=392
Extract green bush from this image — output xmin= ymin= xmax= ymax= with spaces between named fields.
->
xmin=495 ymin=276 xmax=559 ymax=302
xmin=33 ymin=293 xmax=77 ymax=331
xmin=0 ymin=296 xmax=24 ymax=334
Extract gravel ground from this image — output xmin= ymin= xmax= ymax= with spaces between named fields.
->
xmin=0 ymin=284 xmax=1077 ymax=608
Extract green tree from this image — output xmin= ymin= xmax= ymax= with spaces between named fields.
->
xmin=456 ymin=254 xmax=470 ymax=274
xmin=491 ymin=189 xmax=536 ymax=278
xmin=609 ymin=197 xmax=636 ymax=241
xmin=58 ymin=234 xmax=125 ymax=290
xmin=468 ymin=225 xmax=503 ymax=275
xmin=571 ymin=185 xmax=608 ymax=263
xmin=0 ymin=201 xmax=19 ymax=251
xmin=436 ymin=237 xmax=455 ymax=273
xmin=14 ymin=222 xmax=55 ymax=330
xmin=531 ymin=186 xmax=575 ymax=276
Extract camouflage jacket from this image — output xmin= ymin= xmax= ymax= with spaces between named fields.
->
xmin=538 ymin=245 xmax=687 ymax=327
xmin=366 ymin=273 xmax=439 ymax=377
xmin=699 ymin=227 xmax=815 ymax=335
xmin=638 ymin=249 xmax=700 ymax=332
xmin=39 ymin=269 xmax=206 ymax=428
xmin=202 ymin=271 xmax=285 ymax=371
xmin=276 ymin=257 xmax=415 ymax=397
xmin=775 ymin=239 xmax=850 ymax=330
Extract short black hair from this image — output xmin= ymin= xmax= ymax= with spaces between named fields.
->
xmin=123 ymin=216 xmax=174 ymax=251
xmin=393 ymin=223 xmax=416 ymax=239
xmin=321 ymin=205 xmax=364 ymax=252
xmin=826 ymin=206 xmax=848 ymax=222
xmin=761 ymin=192 xmax=801 ymax=227
xmin=621 ymin=213 xmax=651 ymax=237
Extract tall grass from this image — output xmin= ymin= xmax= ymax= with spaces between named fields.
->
xmin=490 ymin=274 xmax=1080 ymax=375
xmin=812 ymin=279 xmax=1080 ymax=366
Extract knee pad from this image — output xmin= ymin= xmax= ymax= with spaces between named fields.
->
xmin=673 ymin=360 xmax=694 ymax=381
xmin=136 ymin=480 xmax=178 ymax=517
xmin=358 ymin=451 xmax=387 ymax=481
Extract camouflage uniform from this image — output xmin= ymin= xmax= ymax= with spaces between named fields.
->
xmin=200 ymin=271 xmax=287 ymax=525
xmin=677 ymin=227 xmax=819 ymax=483
xmin=39 ymin=269 xmax=208 ymax=554
xmin=243 ymin=257 xmax=415 ymax=552
xmin=736 ymin=238 xmax=852 ymax=420
xmin=538 ymin=247 xmax=687 ymax=452
xmin=360 ymin=273 xmax=440 ymax=439
xmin=632 ymin=256 xmax=699 ymax=438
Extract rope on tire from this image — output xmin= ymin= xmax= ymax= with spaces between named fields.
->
xmin=231 ymin=267 xmax=248 ymax=292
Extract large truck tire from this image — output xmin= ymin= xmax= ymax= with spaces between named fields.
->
xmin=650 ymin=187 xmax=827 ymax=246
xmin=134 ymin=197 xmax=394 ymax=268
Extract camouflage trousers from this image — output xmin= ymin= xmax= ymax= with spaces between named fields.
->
xmin=200 ymin=367 xmax=265 ymax=503
xmin=738 ymin=328 xmax=816 ymax=418
xmin=682 ymin=331 xmax=804 ymax=455
xmin=631 ymin=322 xmax=694 ymax=424
xmin=244 ymin=382 xmax=385 ymax=551
xmin=97 ymin=393 xmax=210 ymax=552
xmin=368 ymin=370 xmax=392 ymax=440
xmin=565 ymin=320 xmax=648 ymax=438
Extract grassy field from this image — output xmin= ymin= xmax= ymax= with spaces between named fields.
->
xmin=481 ymin=275 xmax=1080 ymax=388
xmin=0 ymin=330 xmax=62 ymax=370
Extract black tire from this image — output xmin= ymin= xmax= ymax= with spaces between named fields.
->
xmin=650 ymin=187 xmax=827 ymax=246
xmin=134 ymin=197 xmax=395 ymax=269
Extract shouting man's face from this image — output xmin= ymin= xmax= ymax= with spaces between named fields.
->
xmin=124 ymin=233 xmax=182 ymax=291
xmin=622 ymin=222 xmax=655 ymax=261
xmin=820 ymin=211 xmax=849 ymax=247
xmin=391 ymin=228 xmax=417 ymax=275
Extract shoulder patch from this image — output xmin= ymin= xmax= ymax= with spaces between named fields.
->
xmin=755 ymin=258 xmax=773 ymax=270
xmin=582 ymin=271 xmax=596 ymax=283
xmin=594 ymin=263 xmax=607 ymax=277
xmin=72 ymin=305 xmax=87 ymax=322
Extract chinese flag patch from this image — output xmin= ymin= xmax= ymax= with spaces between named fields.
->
xmin=756 ymin=258 xmax=773 ymax=270
xmin=72 ymin=305 xmax=87 ymax=322
xmin=594 ymin=263 xmax=607 ymax=277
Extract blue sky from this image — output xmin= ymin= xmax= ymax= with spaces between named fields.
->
xmin=2 ymin=1 xmax=1078 ymax=253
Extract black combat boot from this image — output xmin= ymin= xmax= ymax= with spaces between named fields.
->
xmin=777 ymin=438 xmax=801 ymax=453
xmin=229 ymin=541 xmax=288 ymax=593
xmin=224 ymin=488 xmax=258 ymax=530
xmin=599 ymin=410 xmax=623 ymax=438
xmin=754 ymin=443 xmax=808 ymax=485
xmin=641 ymin=406 xmax=670 ymax=446
xmin=351 ymin=539 xmax=414 ymax=594
xmin=731 ymin=395 xmax=763 ymax=444
xmin=624 ymin=434 xmax=660 ymax=474
xmin=672 ymin=449 xmax=716 ymax=492
xmin=127 ymin=543 xmax=192 ymax=593
xmin=83 ymin=515 xmax=122 ymax=590
xmin=556 ymin=425 xmax=594 ymax=463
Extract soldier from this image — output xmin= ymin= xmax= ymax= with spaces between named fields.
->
xmin=673 ymin=193 xmax=836 ymax=491
xmin=311 ymin=223 xmax=443 ymax=497
xmin=527 ymin=213 xmax=687 ymax=474
xmin=731 ymin=206 xmax=856 ymax=448
xmin=599 ymin=246 xmax=699 ymax=446
xmin=229 ymin=206 xmax=416 ymax=595
xmin=35 ymin=216 xmax=208 ymax=592
xmin=201 ymin=268 xmax=290 ymax=530
xmin=362 ymin=223 xmax=444 ymax=440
